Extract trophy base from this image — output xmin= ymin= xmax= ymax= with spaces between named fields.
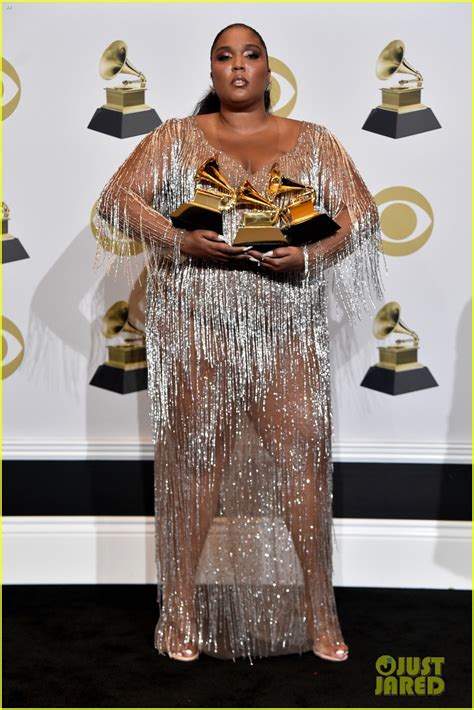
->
xmin=362 ymin=106 xmax=441 ymax=138
xmin=233 ymin=227 xmax=289 ymax=252
xmin=89 ymin=364 xmax=148 ymax=394
xmin=360 ymin=364 xmax=438 ymax=395
xmin=87 ymin=107 xmax=162 ymax=139
xmin=170 ymin=204 xmax=223 ymax=233
xmin=284 ymin=213 xmax=340 ymax=246
xmin=2 ymin=238 xmax=29 ymax=263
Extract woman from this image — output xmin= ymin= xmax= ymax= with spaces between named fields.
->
xmin=95 ymin=23 xmax=385 ymax=664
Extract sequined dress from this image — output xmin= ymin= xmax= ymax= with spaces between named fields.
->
xmin=95 ymin=115 xmax=385 ymax=663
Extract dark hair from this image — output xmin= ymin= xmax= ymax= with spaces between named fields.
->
xmin=193 ymin=23 xmax=271 ymax=115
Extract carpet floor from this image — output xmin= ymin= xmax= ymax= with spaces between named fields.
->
xmin=3 ymin=585 xmax=471 ymax=708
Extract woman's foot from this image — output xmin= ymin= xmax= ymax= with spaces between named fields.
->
xmin=312 ymin=635 xmax=349 ymax=662
xmin=163 ymin=619 xmax=199 ymax=662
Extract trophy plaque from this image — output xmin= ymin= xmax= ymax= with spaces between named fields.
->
xmin=2 ymin=202 xmax=29 ymax=264
xmin=170 ymin=157 xmax=237 ymax=233
xmin=233 ymin=179 xmax=289 ymax=252
xmin=362 ymin=40 xmax=441 ymax=139
xmin=89 ymin=301 xmax=148 ymax=394
xmin=268 ymin=166 xmax=340 ymax=246
xmin=360 ymin=301 xmax=438 ymax=395
xmin=88 ymin=40 xmax=162 ymax=139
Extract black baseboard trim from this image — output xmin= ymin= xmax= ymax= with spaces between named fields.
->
xmin=2 ymin=460 xmax=471 ymax=520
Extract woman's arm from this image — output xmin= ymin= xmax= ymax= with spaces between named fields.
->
xmin=303 ymin=126 xmax=386 ymax=321
xmin=94 ymin=120 xmax=187 ymax=276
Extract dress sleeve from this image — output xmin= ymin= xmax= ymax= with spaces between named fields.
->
xmin=93 ymin=118 xmax=187 ymax=281
xmin=303 ymin=125 xmax=387 ymax=323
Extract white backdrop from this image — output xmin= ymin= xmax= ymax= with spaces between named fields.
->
xmin=3 ymin=1 xmax=471 ymax=462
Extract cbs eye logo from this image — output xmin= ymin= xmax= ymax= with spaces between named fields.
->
xmin=90 ymin=200 xmax=143 ymax=256
xmin=269 ymin=57 xmax=297 ymax=118
xmin=375 ymin=187 xmax=434 ymax=256
xmin=2 ymin=58 xmax=21 ymax=120
xmin=2 ymin=316 xmax=24 ymax=379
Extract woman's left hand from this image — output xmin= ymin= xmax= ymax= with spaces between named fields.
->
xmin=242 ymin=246 xmax=305 ymax=273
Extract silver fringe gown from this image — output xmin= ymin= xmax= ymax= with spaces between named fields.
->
xmin=95 ymin=116 xmax=385 ymax=663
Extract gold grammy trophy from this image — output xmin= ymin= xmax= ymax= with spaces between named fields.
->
xmin=170 ymin=157 xmax=237 ymax=233
xmin=89 ymin=301 xmax=148 ymax=394
xmin=268 ymin=165 xmax=341 ymax=246
xmin=360 ymin=301 xmax=438 ymax=395
xmin=88 ymin=40 xmax=162 ymax=139
xmin=232 ymin=179 xmax=289 ymax=251
xmin=362 ymin=39 xmax=441 ymax=138
xmin=2 ymin=202 xmax=29 ymax=264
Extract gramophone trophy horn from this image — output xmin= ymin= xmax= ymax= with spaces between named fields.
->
xmin=376 ymin=40 xmax=423 ymax=86
xmin=362 ymin=39 xmax=441 ymax=138
xmin=268 ymin=165 xmax=341 ymax=247
xmin=2 ymin=201 xmax=29 ymax=264
xmin=170 ymin=157 xmax=237 ymax=234
xmin=372 ymin=301 xmax=420 ymax=346
xmin=89 ymin=300 xmax=148 ymax=394
xmin=101 ymin=300 xmax=144 ymax=340
xmin=232 ymin=179 xmax=289 ymax=251
xmin=88 ymin=39 xmax=161 ymax=139
xmin=360 ymin=301 xmax=437 ymax=395
xmin=99 ymin=40 xmax=146 ymax=86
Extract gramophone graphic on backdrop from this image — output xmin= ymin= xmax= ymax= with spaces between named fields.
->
xmin=88 ymin=40 xmax=162 ymax=139
xmin=2 ymin=202 xmax=29 ymax=264
xmin=360 ymin=301 xmax=438 ymax=395
xmin=362 ymin=40 xmax=441 ymax=138
xmin=89 ymin=300 xmax=147 ymax=394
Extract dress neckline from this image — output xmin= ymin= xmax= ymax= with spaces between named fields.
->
xmin=190 ymin=115 xmax=308 ymax=177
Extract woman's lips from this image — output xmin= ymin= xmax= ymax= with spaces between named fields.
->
xmin=231 ymin=77 xmax=248 ymax=87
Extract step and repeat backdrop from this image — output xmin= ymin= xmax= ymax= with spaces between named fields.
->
xmin=3 ymin=2 xmax=471 ymax=462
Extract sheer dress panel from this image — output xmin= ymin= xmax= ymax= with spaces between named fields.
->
xmin=95 ymin=117 xmax=385 ymax=662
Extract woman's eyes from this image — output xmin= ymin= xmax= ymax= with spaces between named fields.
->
xmin=216 ymin=51 xmax=261 ymax=61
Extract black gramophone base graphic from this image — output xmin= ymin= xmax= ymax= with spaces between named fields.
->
xmin=362 ymin=106 xmax=441 ymax=140
xmin=361 ymin=362 xmax=438 ymax=395
xmin=3 ymin=237 xmax=29 ymax=263
xmin=90 ymin=362 xmax=147 ymax=394
xmin=88 ymin=106 xmax=161 ymax=139
xmin=361 ymin=302 xmax=438 ymax=396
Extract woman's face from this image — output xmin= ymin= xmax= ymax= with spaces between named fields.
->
xmin=210 ymin=26 xmax=270 ymax=109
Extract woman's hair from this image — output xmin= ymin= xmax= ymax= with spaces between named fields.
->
xmin=192 ymin=23 xmax=271 ymax=115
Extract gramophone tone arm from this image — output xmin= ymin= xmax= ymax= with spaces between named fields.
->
xmin=122 ymin=77 xmax=146 ymax=88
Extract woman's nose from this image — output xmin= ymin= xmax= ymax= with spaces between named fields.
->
xmin=232 ymin=57 xmax=244 ymax=70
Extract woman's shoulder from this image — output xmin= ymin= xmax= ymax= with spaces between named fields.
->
xmin=148 ymin=116 xmax=194 ymax=142
xmin=297 ymin=119 xmax=332 ymax=137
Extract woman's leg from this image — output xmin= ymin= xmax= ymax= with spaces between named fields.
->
xmin=247 ymin=347 xmax=348 ymax=658
xmin=154 ymin=338 xmax=236 ymax=657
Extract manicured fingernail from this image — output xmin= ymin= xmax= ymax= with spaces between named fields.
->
xmin=217 ymin=235 xmax=226 ymax=241
xmin=241 ymin=246 xmax=253 ymax=252
xmin=248 ymin=256 xmax=260 ymax=263
xmin=265 ymin=250 xmax=274 ymax=257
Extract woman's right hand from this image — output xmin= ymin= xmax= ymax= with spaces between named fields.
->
xmin=180 ymin=229 xmax=251 ymax=264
